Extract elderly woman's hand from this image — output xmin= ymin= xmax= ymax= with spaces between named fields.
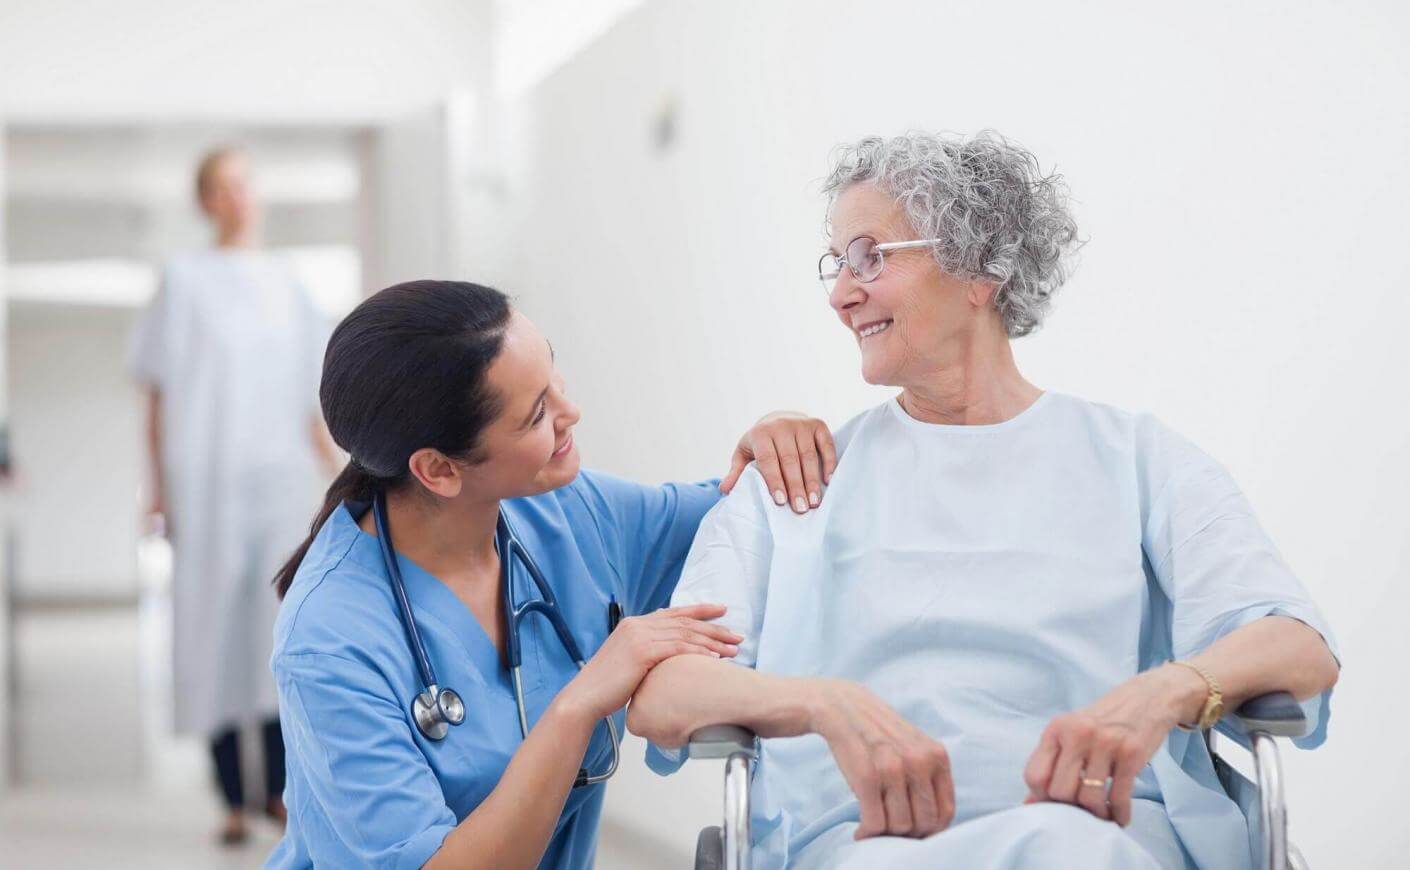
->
xmin=1021 ymin=664 xmax=1207 ymax=826
xmin=810 ymin=679 xmax=956 ymax=839
xmin=723 ymin=411 xmax=837 ymax=513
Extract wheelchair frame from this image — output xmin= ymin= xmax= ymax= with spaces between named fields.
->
xmin=686 ymin=691 xmax=1311 ymax=870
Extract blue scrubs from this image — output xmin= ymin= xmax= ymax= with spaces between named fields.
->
xmin=265 ymin=470 xmax=721 ymax=869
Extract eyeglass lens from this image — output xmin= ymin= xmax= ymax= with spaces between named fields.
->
xmin=846 ymin=237 xmax=883 ymax=282
xmin=818 ymin=236 xmax=886 ymax=291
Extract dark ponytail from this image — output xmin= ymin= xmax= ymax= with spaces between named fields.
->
xmin=274 ymin=280 xmax=513 ymax=598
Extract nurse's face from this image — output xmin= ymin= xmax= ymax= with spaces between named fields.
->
xmin=826 ymin=184 xmax=989 ymax=387
xmin=472 ymin=310 xmax=582 ymax=498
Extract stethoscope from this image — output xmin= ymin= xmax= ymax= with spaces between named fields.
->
xmin=371 ymin=491 xmax=622 ymax=787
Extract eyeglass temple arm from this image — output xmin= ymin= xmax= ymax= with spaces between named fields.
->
xmin=873 ymin=238 xmax=943 ymax=251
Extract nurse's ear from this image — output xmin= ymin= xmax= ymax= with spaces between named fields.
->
xmin=407 ymin=447 xmax=464 ymax=499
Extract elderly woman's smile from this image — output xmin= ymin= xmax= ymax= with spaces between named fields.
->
xmin=854 ymin=318 xmax=892 ymax=339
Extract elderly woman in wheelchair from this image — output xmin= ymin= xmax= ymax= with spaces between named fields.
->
xmin=626 ymin=131 xmax=1339 ymax=870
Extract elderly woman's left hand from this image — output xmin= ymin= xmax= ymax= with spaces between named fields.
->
xmin=724 ymin=411 xmax=837 ymax=513
xmin=1021 ymin=664 xmax=1206 ymax=826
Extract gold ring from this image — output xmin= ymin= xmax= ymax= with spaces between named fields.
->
xmin=1080 ymin=778 xmax=1107 ymax=789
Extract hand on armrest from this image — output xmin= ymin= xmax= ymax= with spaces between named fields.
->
xmin=627 ymin=655 xmax=956 ymax=839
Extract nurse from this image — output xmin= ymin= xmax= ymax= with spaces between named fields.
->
xmin=266 ymin=279 xmax=834 ymax=868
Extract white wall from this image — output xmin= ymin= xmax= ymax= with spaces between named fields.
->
xmin=0 ymin=117 xmax=10 ymax=790
xmin=365 ymin=110 xmax=455 ymax=290
xmin=495 ymin=0 xmax=1410 ymax=865
xmin=5 ymin=304 xmax=144 ymax=600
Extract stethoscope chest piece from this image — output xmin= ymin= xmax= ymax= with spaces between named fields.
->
xmin=413 ymin=684 xmax=465 ymax=741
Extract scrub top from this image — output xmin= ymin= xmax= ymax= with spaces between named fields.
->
xmin=266 ymin=470 xmax=721 ymax=870
xmin=651 ymin=393 xmax=1338 ymax=870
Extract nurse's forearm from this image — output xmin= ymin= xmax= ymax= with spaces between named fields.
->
xmin=626 ymin=655 xmax=819 ymax=748
xmin=424 ymin=696 xmax=596 ymax=870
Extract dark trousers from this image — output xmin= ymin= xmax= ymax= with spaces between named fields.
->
xmin=209 ymin=717 xmax=285 ymax=811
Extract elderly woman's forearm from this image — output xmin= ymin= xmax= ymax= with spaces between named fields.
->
xmin=1188 ymin=615 xmax=1339 ymax=706
xmin=626 ymin=655 xmax=818 ymax=747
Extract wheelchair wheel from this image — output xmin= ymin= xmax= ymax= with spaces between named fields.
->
xmin=695 ymin=825 xmax=724 ymax=870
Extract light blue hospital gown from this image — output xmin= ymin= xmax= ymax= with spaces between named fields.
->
xmin=131 ymin=251 xmax=327 ymax=737
xmin=650 ymin=393 xmax=1337 ymax=870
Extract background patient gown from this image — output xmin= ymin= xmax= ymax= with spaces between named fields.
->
xmin=650 ymin=393 xmax=1337 ymax=870
xmin=131 ymin=251 xmax=328 ymax=738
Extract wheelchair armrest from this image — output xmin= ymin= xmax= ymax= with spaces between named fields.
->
xmin=1230 ymin=691 xmax=1308 ymax=739
xmin=687 ymin=725 xmax=758 ymax=760
xmin=1216 ymin=694 xmax=1306 ymax=870
xmin=688 ymin=726 xmax=756 ymax=870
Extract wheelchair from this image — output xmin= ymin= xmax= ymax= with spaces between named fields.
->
xmin=686 ymin=691 xmax=1310 ymax=870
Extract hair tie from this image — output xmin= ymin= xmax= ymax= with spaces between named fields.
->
xmin=349 ymin=456 xmax=390 ymax=479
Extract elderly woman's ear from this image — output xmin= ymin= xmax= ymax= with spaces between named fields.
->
xmin=966 ymin=279 xmax=999 ymax=309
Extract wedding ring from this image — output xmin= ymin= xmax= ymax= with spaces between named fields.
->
xmin=1081 ymin=777 xmax=1107 ymax=789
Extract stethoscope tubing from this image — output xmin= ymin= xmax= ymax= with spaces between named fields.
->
xmin=370 ymin=491 xmax=621 ymax=785
xmin=373 ymin=490 xmax=440 ymax=692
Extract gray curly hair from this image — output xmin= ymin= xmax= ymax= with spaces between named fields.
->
xmin=822 ymin=131 xmax=1081 ymax=338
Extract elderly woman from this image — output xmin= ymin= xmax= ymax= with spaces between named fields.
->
xmin=627 ymin=132 xmax=1340 ymax=869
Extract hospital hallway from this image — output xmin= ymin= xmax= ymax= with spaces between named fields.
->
xmin=0 ymin=595 xmax=278 ymax=866
xmin=0 ymin=595 xmax=676 ymax=868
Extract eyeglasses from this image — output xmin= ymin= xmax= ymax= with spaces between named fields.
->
xmin=817 ymin=235 xmax=943 ymax=293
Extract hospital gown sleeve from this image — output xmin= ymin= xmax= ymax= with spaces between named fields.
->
xmin=274 ymin=652 xmax=456 ymax=869
xmin=664 ymin=466 xmax=776 ymax=668
xmin=130 ymin=273 xmax=172 ymax=387
xmin=645 ymin=467 xmax=776 ymax=775
xmin=571 ymin=470 xmax=723 ymax=616
xmin=1138 ymin=418 xmax=1340 ymax=748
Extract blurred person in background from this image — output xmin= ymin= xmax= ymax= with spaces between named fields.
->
xmin=131 ymin=147 xmax=341 ymax=845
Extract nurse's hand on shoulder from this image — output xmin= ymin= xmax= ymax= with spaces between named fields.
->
xmin=723 ymin=411 xmax=837 ymax=514
xmin=559 ymin=603 xmax=744 ymax=721
xmin=808 ymin=679 xmax=955 ymax=840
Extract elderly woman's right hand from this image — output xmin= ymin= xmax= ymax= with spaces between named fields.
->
xmin=810 ymin=679 xmax=956 ymax=839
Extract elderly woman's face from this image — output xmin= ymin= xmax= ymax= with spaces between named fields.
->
xmin=827 ymin=184 xmax=977 ymax=387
